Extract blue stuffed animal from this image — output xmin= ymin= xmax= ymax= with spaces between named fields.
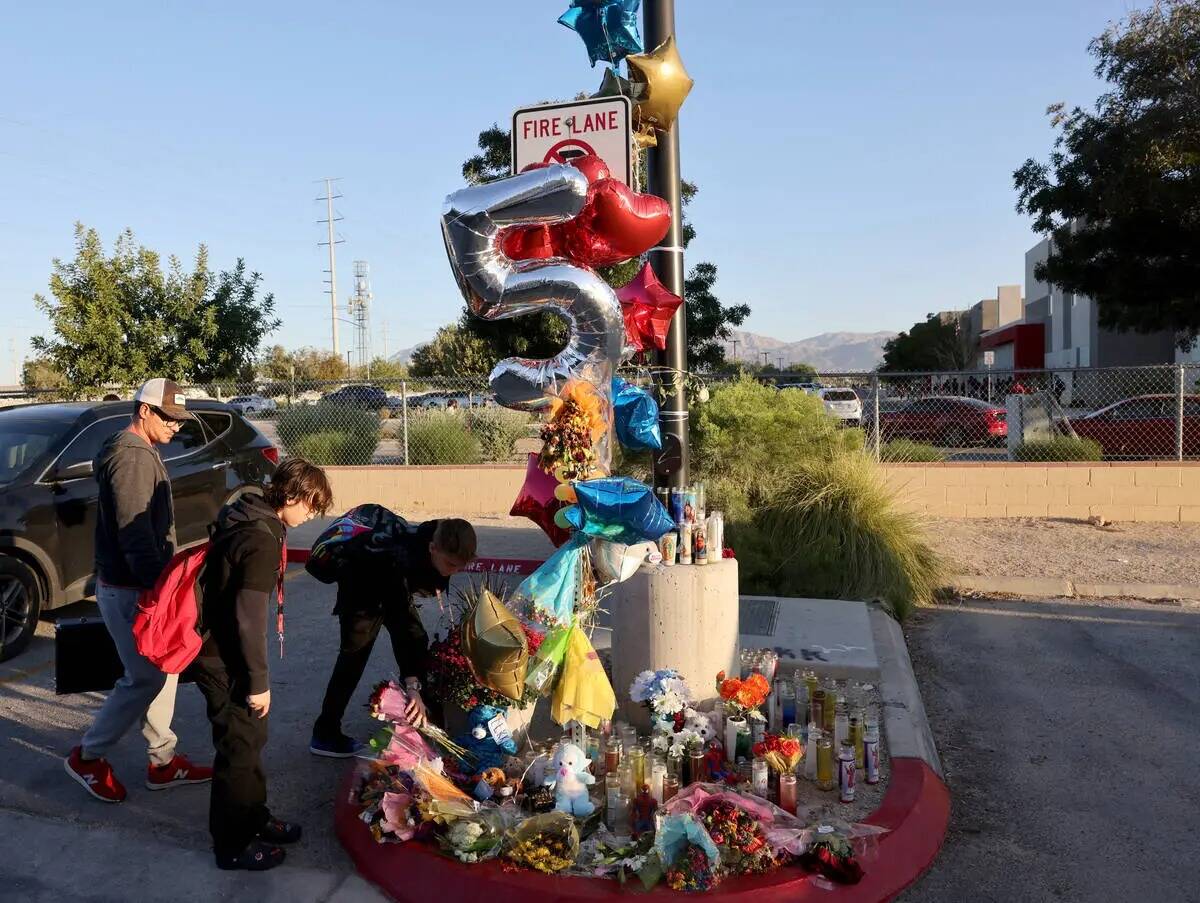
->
xmin=457 ymin=704 xmax=518 ymax=774
xmin=551 ymin=742 xmax=596 ymax=817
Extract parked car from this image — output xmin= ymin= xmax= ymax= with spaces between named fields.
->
xmin=321 ymin=385 xmax=388 ymax=411
xmin=878 ymin=395 xmax=1007 ymax=447
xmin=779 ymin=382 xmax=823 ymax=395
xmin=816 ymin=388 xmax=862 ymax=425
xmin=0 ymin=400 xmax=277 ymax=662
xmin=227 ymin=394 xmax=277 ymax=416
xmin=1067 ymin=394 xmax=1200 ymax=458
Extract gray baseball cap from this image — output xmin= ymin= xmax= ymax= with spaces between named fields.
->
xmin=133 ymin=378 xmax=194 ymax=421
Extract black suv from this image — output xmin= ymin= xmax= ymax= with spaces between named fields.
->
xmin=0 ymin=400 xmax=277 ymax=661
xmin=321 ymin=385 xmax=388 ymax=411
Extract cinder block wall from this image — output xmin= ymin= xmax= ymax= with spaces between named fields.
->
xmin=323 ymin=465 xmax=525 ymax=518
xmin=883 ymin=463 xmax=1200 ymax=522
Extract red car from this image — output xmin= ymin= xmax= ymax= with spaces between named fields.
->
xmin=1068 ymin=394 xmax=1200 ymax=458
xmin=878 ymin=396 xmax=1008 ymax=447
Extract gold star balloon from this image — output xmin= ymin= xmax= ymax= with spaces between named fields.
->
xmin=625 ymin=35 xmax=694 ymax=132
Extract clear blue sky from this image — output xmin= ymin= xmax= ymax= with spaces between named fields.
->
xmin=0 ymin=0 xmax=1142 ymax=382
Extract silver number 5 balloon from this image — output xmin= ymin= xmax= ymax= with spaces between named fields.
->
xmin=440 ymin=165 xmax=625 ymax=427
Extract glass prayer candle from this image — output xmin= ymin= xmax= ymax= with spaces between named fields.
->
xmin=605 ymin=737 xmax=622 ymax=775
xmin=810 ymin=689 xmax=826 ymax=729
xmin=619 ymin=762 xmax=635 ymax=798
xmin=667 ymin=753 xmax=683 ymax=779
xmin=688 ymin=750 xmax=706 ymax=785
xmin=650 ymin=762 xmax=667 ymax=802
xmin=850 ymin=716 xmax=863 ymax=768
xmin=779 ymin=774 xmax=798 ymax=814
xmin=663 ymin=775 xmax=680 ymax=802
xmin=823 ymin=688 xmax=837 ymax=734
xmin=805 ymin=725 xmax=820 ymax=780
xmin=751 ymin=758 xmax=769 ymax=798
xmin=629 ymin=746 xmax=646 ymax=791
xmin=816 ymin=734 xmax=836 ymax=791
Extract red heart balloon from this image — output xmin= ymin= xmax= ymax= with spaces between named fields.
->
xmin=499 ymin=224 xmax=563 ymax=261
xmin=561 ymin=178 xmax=671 ymax=268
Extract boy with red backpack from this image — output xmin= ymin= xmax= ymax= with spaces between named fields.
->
xmin=192 ymin=458 xmax=332 ymax=871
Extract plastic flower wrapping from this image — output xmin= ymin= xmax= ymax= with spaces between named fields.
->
xmin=752 ymin=732 xmax=805 ymax=775
xmin=504 ymin=811 xmax=581 ymax=874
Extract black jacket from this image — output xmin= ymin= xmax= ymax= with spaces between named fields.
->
xmin=198 ymin=493 xmax=285 ymax=696
xmin=335 ymin=520 xmax=449 ymax=680
xmin=94 ymin=430 xmax=177 ymax=589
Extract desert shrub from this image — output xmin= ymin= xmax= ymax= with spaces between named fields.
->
xmin=879 ymin=439 xmax=946 ymax=463
xmin=466 ymin=407 xmax=533 ymax=462
xmin=729 ymin=453 xmax=946 ymax=621
xmin=276 ymin=404 xmax=379 ymax=465
xmin=406 ymin=411 xmax=482 ymax=465
xmin=1012 ymin=437 xmax=1103 ymax=461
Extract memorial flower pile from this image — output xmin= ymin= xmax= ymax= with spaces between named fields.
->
xmin=665 ymin=842 xmax=721 ymax=892
xmin=700 ymin=801 xmax=782 ymax=877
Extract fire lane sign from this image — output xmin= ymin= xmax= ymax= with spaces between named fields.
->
xmin=512 ymin=95 xmax=633 ymax=187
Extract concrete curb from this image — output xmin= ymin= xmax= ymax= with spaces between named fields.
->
xmin=948 ymin=573 xmax=1200 ymax=603
xmin=868 ymin=607 xmax=943 ymax=781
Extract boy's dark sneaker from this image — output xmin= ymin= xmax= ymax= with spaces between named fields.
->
xmin=146 ymin=754 xmax=213 ymax=790
xmin=259 ymin=818 xmax=302 ymax=844
xmin=309 ymin=733 xmax=365 ymax=758
xmin=216 ymin=840 xmax=286 ymax=871
xmin=64 ymin=747 xmax=126 ymax=803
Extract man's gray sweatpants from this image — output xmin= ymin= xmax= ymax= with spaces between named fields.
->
xmin=80 ymin=582 xmax=178 ymax=766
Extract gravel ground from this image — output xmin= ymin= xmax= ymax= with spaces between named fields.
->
xmin=926 ymin=517 xmax=1200 ymax=585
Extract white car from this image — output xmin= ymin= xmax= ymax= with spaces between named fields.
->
xmin=779 ymin=382 xmax=823 ymax=395
xmin=817 ymin=388 xmax=862 ymax=425
xmin=227 ymin=394 xmax=277 ymax=416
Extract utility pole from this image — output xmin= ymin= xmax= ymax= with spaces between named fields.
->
xmin=777 ymin=355 xmax=783 ymax=372
xmin=730 ymin=338 xmax=739 ymax=363
xmin=350 ymin=260 xmax=373 ymax=378
xmin=761 ymin=352 xmax=769 ymax=369
xmin=8 ymin=338 xmax=16 ymax=387
xmin=381 ymin=320 xmax=389 ymax=361
xmin=645 ymin=0 xmax=688 ymax=489
xmin=317 ymin=178 xmax=345 ymax=356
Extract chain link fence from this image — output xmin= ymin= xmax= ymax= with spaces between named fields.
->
xmin=4 ymin=363 xmax=1198 ymax=465
xmin=788 ymin=364 xmax=1200 ymax=463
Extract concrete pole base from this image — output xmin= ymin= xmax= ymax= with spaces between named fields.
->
xmin=609 ymin=558 xmax=740 ymax=730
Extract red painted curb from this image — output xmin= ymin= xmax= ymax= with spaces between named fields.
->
xmin=334 ymin=757 xmax=948 ymax=902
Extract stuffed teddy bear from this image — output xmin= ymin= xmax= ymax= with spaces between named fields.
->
xmin=456 ymin=704 xmax=518 ymax=774
xmin=684 ymin=709 xmax=716 ymax=747
xmin=551 ymin=742 xmax=596 ymax=817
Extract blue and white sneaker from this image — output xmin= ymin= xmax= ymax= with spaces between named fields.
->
xmin=309 ymin=733 xmax=365 ymax=759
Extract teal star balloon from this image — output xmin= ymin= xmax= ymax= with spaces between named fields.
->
xmin=558 ymin=0 xmax=644 ymax=68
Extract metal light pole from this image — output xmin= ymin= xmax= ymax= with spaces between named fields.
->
xmin=645 ymin=0 xmax=688 ymax=490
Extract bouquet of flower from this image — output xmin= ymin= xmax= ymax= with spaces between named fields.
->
xmin=798 ymin=826 xmax=864 ymax=884
xmin=715 ymin=670 xmax=770 ymax=721
xmin=588 ymin=833 xmax=661 ymax=888
xmin=538 ymin=381 xmax=606 ymax=482
xmin=426 ymin=624 xmax=545 ymax=712
xmin=630 ymin=669 xmax=693 ymax=720
xmin=651 ymin=727 xmax=704 ymax=758
xmin=367 ymin=680 xmax=474 ymax=767
xmin=665 ymin=843 xmax=721 ymax=892
xmin=700 ymin=801 xmax=781 ymax=876
xmin=504 ymin=811 xmax=580 ymax=874
xmin=436 ymin=808 xmax=516 ymax=863
xmin=753 ymin=732 xmax=804 ymax=775
xmin=378 ymin=790 xmax=419 ymax=843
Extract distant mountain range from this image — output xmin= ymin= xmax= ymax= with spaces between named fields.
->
xmin=391 ymin=329 xmax=894 ymax=373
xmin=724 ymin=330 xmax=895 ymax=372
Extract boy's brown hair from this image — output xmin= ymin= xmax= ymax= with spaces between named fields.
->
xmin=263 ymin=457 xmax=334 ymax=515
xmin=432 ymin=518 xmax=477 ymax=563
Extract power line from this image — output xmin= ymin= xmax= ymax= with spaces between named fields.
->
xmin=316 ymin=178 xmax=345 ymax=356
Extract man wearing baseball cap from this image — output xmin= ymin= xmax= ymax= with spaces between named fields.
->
xmin=65 ymin=378 xmax=212 ymax=802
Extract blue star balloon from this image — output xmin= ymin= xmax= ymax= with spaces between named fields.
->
xmin=562 ymin=477 xmax=675 ymax=544
xmin=515 ymin=534 xmax=587 ymax=625
xmin=612 ymin=377 xmax=662 ymax=451
xmin=558 ymin=0 xmax=644 ymax=68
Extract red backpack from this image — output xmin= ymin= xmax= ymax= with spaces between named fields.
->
xmin=132 ymin=543 xmax=211 ymax=673
xmin=133 ymin=534 xmax=287 ymax=674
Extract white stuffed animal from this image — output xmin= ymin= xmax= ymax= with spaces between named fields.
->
xmin=684 ymin=709 xmax=716 ymax=746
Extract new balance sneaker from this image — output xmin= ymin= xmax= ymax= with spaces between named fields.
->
xmin=259 ymin=817 xmax=303 ymax=845
xmin=216 ymin=840 xmax=286 ymax=872
xmin=146 ymin=754 xmax=214 ymax=790
xmin=309 ymin=733 xmax=365 ymax=759
xmin=64 ymin=747 xmax=126 ymax=803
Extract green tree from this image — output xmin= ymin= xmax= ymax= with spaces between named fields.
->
xmin=879 ymin=313 xmax=970 ymax=372
xmin=258 ymin=345 xmax=347 ymax=383
xmin=784 ymin=362 xmax=819 ymax=379
xmin=357 ymin=357 xmax=408 ymax=381
xmin=32 ymin=224 xmax=279 ymax=390
xmin=21 ymin=357 xmax=67 ymax=392
xmin=450 ymin=125 xmax=748 ymax=374
xmin=1014 ymin=1 xmax=1200 ymax=344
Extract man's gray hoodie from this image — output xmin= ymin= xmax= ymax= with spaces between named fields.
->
xmin=94 ymin=430 xmax=176 ymax=590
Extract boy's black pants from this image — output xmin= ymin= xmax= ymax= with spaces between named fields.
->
xmin=313 ymin=605 xmax=441 ymax=740
xmin=192 ymin=651 xmax=270 ymax=857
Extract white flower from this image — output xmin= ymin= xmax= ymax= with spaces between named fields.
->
xmin=660 ymin=676 xmax=693 ymax=705
xmin=629 ymin=670 xmax=657 ymax=703
xmin=618 ymin=855 xmax=648 ymax=871
xmin=652 ymin=689 xmax=685 ymax=715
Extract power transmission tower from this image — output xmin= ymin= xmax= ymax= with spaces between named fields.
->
xmin=349 ymin=260 xmax=373 ymax=377
xmin=316 ymin=178 xmax=345 ymax=356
